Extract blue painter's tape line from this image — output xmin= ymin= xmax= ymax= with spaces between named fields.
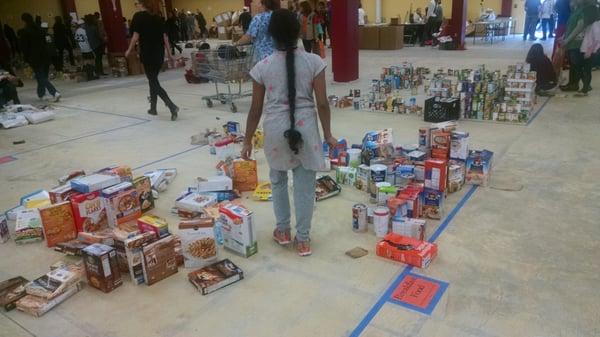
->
xmin=387 ymin=273 xmax=449 ymax=315
xmin=9 ymin=120 xmax=149 ymax=157
xmin=428 ymin=185 xmax=478 ymax=242
xmin=526 ymin=96 xmax=551 ymax=126
xmin=349 ymin=185 xmax=478 ymax=337
xmin=132 ymin=145 xmax=205 ymax=171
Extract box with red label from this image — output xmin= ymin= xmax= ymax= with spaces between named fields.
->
xmin=376 ymin=233 xmax=437 ymax=268
xmin=70 ymin=192 xmax=108 ymax=233
xmin=424 ymin=159 xmax=447 ymax=192
xmin=397 ymin=187 xmax=422 ymax=218
xmin=219 ymin=204 xmax=257 ymax=257
xmin=49 ymin=185 xmax=80 ymax=204
xmin=465 ymin=150 xmax=494 ymax=187
xmin=422 ymin=188 xmax=444 ymax=220
xmin=430 ymin=130 xmax=451 ymax=160
xmin=101 ymin=182 xmax=141 ymax=228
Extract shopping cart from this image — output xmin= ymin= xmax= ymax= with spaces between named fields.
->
xmin=197 ymin=44 xmax=255 ymax=113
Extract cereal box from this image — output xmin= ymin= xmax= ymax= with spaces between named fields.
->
xmin=15 ymin=209 xmax=44 ymax=244
xmin=178 ymin=218 xmax=217 ymax=269
xmin=175 ymin=192 xmax=217 ymax=212
xmin=219 ymin=204 xmax=257 ymax=257
xmin=124 ymin=232 xmax=157 ymax=285
xmin=82 ymin=244 xmax=122 ymax=293
xmin=422 ymin=188 xmax=444 ymax=220
xmin=101 ymin=182 xmax=141 ymax=228
xmin=71 ymin=192 xmax=108 ymax=233
xmin=142 ymin=235 xmax=178 ymax=286
xmin=133 ymin=176 xmax=154 ymax=214
xmin=137 ymin=215 xmax=170 ymax=238
xmin=465 ymin=150 xmax=494 ymax=187
xmin=70 ymin=174 xmax=121 ymax=193
xmin=48 ymin=185 xmax=79 ymax=204
xmin=39 ymin=202 xmax=77 ymax=247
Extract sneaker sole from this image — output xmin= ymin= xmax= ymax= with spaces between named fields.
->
xmin=297 ymin=250 xmax=312 ymax=257
xmin=273 ymin=237 xmax=292 ymax=245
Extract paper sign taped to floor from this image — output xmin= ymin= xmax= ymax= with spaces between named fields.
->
xmin=389 ymin=273 xmax=448 ymax=315
xmin=0 ymin=156 xmax=17 ymax=165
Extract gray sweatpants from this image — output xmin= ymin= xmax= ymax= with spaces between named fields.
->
xmin=270 ymin=165 xmax=316 ymax=242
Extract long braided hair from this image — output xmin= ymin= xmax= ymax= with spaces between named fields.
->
xmin=268 ymin=9 xmax=302 ymax=154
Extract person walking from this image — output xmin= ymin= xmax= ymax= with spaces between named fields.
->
xmin=196 ymin=10 xmax=208 ymax=39
xmin=299 ymin=1 xmax=318 ymax=53
xmin=19 ymin=13 xmax=60 ymax=101
xmin=559 ymin=0 xmax=600 ymax=95
xmin=166 ymin=11 xmax=182 ymax=54
xmin=53 ymin=16 xmax=70 ymax=72
xmin=235 ymin=0 xmax=280 ymax=61
xmin=75 ymin=18 xmax=97 ymax=79
xmin=126 ymin=0 xmax=179 ymax=120
xmin=241 ymin=9 xmax=336 ymax=256
xmin=540 ymin=0 xmax=555 ymax=40
xmin=84 ymin=15 xmax=106 ymax=76
xmin=186 ymin=11 xmax=196 ymax=40
xmin=524 ymin=0 xmax=542 ymax=41
xmin=178 ymin=11 xmax=189 ymax=41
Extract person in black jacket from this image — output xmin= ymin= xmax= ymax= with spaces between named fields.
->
xmin=125 ymin=0 xmax=179 ymax=121
xmin=53 ymin=16 xmax=71 ymax=72
xmin=166 ymin=11 xmax=182 ymax=54
xmin=19 ymin=13 xmax=60 ymax=101
xmin=63 ymin=16 xmax=76 ymax=66
xmin=84 ymin=15 xmax=106 ymax=76
xmin=526 ymin=43 xmax=557 ymax=96
xmin=196 ymin=10 xmax=208 ymax=39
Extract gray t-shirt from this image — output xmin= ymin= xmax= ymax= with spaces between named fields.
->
xmin=249 ymin=50 xmax=327 ymax=171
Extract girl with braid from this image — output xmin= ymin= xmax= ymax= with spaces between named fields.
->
xmin=242 ymin=9 xmax=337 ymax=256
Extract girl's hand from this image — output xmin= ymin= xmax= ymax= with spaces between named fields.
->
xmin=325 ymin=135 xmax=337 ymax=149
xmin=241 ymin=142 xmax=253 ymax=160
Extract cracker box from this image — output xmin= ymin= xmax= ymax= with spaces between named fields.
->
xmin=15 ymin=209 xmax=44 ymax=244
xmin=422 ymin=188 xmax=444 ymax=220
xmin=70 ymin=192 xmax=108 ymax=233
xmin=219 ymin=204 xmax=257 ymax=257
xmin=196 ymin=176 xmax=233 ymax=193
xmin=142 ymin=235 xmax=178 ymax=286
xmin=0 ymin=215 xmax=9 ymax=243
xmin=82 ymin=244 xmax=122 ymax=293
xmin=49 ymin=185 xmax=79 ymax=204
xmin=39 ymin=202 xmax=77 ymax=247
xmin=232 ymin=159 xmax=258 ymax=192
xmin=465 ymin=150 xmax=494 ymax=187
xmin=101 ymin=182 xmax=141 ymax=228
xmin=450 ymin=131 xmax=470 ymax=160
xmin=137 ymin=215 xmax=170 ymax=238
xmin=376 ymin=233 xmax=438 ymax=268
xmin=133 ymin=176 xmax=154 ymax=214
xmin=424 ymin=159 xmax=448 ymax=192
xmin=178 ymin=218 xmax=218 ymax=269
xmin=175 ymin=193 xmax=217 ymax=213
xmin=70 ymin=174 xmax=121 ymax=193
xmin=124 ymin=231 xmax=157 ymax=285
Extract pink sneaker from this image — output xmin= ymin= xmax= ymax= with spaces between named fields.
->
xmin=273 ymin=229 xmax=291 ymax=245
xmin=294 ymin=238 xmax=312 ymax=257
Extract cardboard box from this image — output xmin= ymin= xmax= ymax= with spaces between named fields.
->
xmin=424 ymin=159 xmax=448 ymax=192
xmin=219 ymin=204 xmax=257 ymax=257
xmin=142 ymin=235 xmax=178 ymax=286
xmin=178 ymin=218 xmax=217 ymax=269
xmin=218 ymin=26 xmax=233 ymax=40
xmin=101 ymin=182 xmax=141 ymax=228
xmin=0 ymin=276 xmax=28 ymax=311
xmin=465 ymin=150 xmax=493 ymax=187
xmin=124 ymin=231 xmax=157 ymax=285
xmin=430 ymin=129 xmax=451 ymax=160
xmin=359 ymin=26 xmax=380 ymax=50
xmin=71 ymin=192 xmax=108 ymax=233
xmin=175 ymin=193 xmax=217 ymax=213
xmin=25 ymin=266 xmax=82 ymax=300
xmin=379 ymin=25 xmax=404 ymax=50
xmin=447 ymin=160 xmax=465 ymax=193
xmin=96 ymin=165 xmax=133 ymax=182
xmin=39 ymin=202 xmax=77 ymax=247
xmin=133 ymin=176 xmax=154 ymax=214
xmin=49 ymin=185 xmax=79 ymax=204
xmin=82 ymin=244 xmax=122 ymax=293
xmin=391 ymin=218 xmax=426 ymax=241
xmin=214 ymin=12 xmax=232 ymax=27
xmin=188 ymin=259 xmax=244 ymax=295
xmin=15 ymin=209 xmax=44 ymax=244
xmin=16 ymin=282 xmax=82 ymax=317
xmin=376 ymin=233 xmax=438 ymax=268
xmin=77 ymin=229 xmax=114 ymax=246
xmin=137 ymin=215 xmax=170 ymax=238
xmin=197 ymin=176 xmax=233 ymax=193
xmin=233 ymin=159 xmax=258 ymax=192
xmin=450 ymin=131 xmax=470 ymax=160
xmin=422 ymin=188 xmax=444 ymax=220
xmin=70 ymin=174 xmax=121 ymax=194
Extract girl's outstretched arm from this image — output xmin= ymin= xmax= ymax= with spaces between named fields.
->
xmin=242 ymin=80 xmax=266 ymax=159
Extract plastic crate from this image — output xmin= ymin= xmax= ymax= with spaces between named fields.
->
xmin=424 ymin=97 xmax=460 ymax=123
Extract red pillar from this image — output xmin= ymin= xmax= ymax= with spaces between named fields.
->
xmin=61 ymin=0 xmax=77 ymax=19
xmin=98 ymin=0 xmax=128 ymax=53
xmin=448 ymin=0 xmax=468 ymax=50
xmin=331 ymin=0 xmax=359 ymax=82
xmin=500 ymin=0 xmax=512 ymax=17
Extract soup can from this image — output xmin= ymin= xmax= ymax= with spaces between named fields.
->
xmin=373 ymin=207 xmax=390 ymax=238
xmin=352 ymin=204 xmax=368 ymax=233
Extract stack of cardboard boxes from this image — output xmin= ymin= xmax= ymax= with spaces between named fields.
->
xmin=359 ymin=25 xmax=404 ymax=50
xmin=215 ymin=12 xmax=233 ymax=40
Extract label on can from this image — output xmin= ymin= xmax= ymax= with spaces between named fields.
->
xmin=352 ymin=204 xmax=368 ymax=233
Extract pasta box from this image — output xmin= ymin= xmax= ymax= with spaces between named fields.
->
xmin=142 ymin=235 xmax=178 ymax=286
xmin=71 ymin=192 xmax=108 ymax=233
xmin=219 ymin=204 xmax=257 ymax=258
xmin=101 ymin=182 xmax=141 ymax=228
xmin=137 ymin=214 xmax=170 ymax=238
xmin=178 ymin=218 xmax=217 ymax=269
xmin=133 ymin=176 xmax=154 ymax=214
xmin=82 ymin=244 xmax=122 ymax=293
xmin=39 ymin=202 xmax=77 ymax=247
xmin=376 ymin=233 xmax=437 ymax=268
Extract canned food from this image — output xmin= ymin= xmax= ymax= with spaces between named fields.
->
xmin=352 ymin=204 xmax=368 ymax=233
xmin=373 ymin=207 xmax=390 ymax=238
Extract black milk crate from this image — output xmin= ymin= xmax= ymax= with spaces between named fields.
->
xmin=424 ymin=97 xmax=460 ymax=123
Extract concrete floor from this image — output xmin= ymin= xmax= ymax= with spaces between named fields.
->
xmin=1 ymin=37 xmax=599 ymax=337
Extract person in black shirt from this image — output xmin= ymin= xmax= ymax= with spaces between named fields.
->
xmin=126 ymin=0 xmax=179 ymax=121
xmin=196 ymin=10 xmax=208 ymax=39
xmin=166 ymin=11 xmax=182 ymax=54
xmin=239 ymin=7 xmax=252 ymax=34
xmin=526 ymin=43 xmax=557 ymax=95
xmin=19 ymin=13 xmax=60 ymax=101
xmin=84 ymin=15 xmax=106 ymax=76
xmin=53 ymin=16 xmax=71 ymax=72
